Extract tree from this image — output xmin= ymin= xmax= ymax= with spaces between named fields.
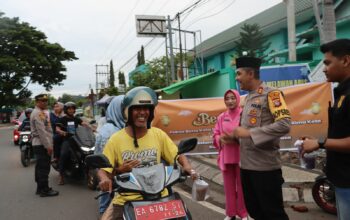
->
xmin=105 ymin=86 xmax=119 ymax=96
xmin=131 ymin=57 xmax=167 ymax=90
xmin=140 ymin=45 xmax=145 ymax=65
xmin=0 ymin=13 xmax=78 ymax=108
xmin=118 ymin=71 xmax=126 ymax=86
xmin=234 ymin=23 xmax=271 ymax=59
xmin=136 ymin=45 xmax=145 ymax=67
xmin=109 ymin=60 xmax=115 ymax=87
xmin=59 ymin=93 xmax=74 ymax=103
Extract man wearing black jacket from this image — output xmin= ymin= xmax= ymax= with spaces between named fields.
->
xmin=302 ymin=39 xmax=350 ymax=220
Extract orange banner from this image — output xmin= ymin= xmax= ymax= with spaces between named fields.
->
xmin=153 ymin=83 xmax=332 ymax=153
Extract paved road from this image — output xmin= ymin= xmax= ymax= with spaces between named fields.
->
xmin=0 ymin=126 xmax=225 ymax=220
xmin=0 ymin=125 xmax=337 ymax=220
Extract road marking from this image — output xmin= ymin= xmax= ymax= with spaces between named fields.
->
xmin=173 ymin=186 xmax=226 ymax=215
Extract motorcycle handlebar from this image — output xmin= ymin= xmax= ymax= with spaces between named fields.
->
xmin=94 ymin=187 xmax=119 ymax=200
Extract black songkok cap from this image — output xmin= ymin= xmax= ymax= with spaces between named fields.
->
xmin=235 ymin=56 xmax=262 ymax=69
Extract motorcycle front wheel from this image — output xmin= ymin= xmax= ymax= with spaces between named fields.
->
xmin=312 ymin=179 xmax=337 ymax=215
xmin=21 ymin=148 xmax=30 ymax=167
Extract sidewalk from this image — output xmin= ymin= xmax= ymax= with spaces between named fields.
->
xmin=187 ymin=155 xmax=319 ymax=203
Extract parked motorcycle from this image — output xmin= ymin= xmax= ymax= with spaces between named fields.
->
xmin=86 ymin=138 xmax=198 ymax=220
xmin=19 ymin=128 xmax=33 ymax=167
xmin=312 ymin=159 xmax=337 ymax=215
xmin=52 ymin=125 xmax=96 ymax=184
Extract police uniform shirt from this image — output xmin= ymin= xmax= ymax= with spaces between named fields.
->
xmin=30 ymin=106 xmax=53 ymax=149
xmin=327 ymin=78 xmax=350 ymax=187
xmin=240 ymin=83 xmax=291 ymax=171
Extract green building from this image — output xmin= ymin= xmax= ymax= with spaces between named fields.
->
xmin=159 ymin=0 xmax=350 ymax=99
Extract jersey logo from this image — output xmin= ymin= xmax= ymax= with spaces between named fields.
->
xmin=257 ymin=87 xmax=263 ymax=94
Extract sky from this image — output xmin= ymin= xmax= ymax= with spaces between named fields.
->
xmin=1 ymin=0 xmax=281 ymax=98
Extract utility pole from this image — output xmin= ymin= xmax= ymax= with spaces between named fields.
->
xmin=88 ymin=84 xmax=95 ymax=117
xmin=177 ymin=13 xmax=184 ymax=80
xmin=285 ymin=0 xmax=296 ymax=61
xmin=165 ymin=35 xmax=170 ymax=86
xmin=167 ymin=15 xmax=175 ymax=82
xmin=312 ymin=0 xmax=325 ymax=44
xmin=322 ymin=0 xmax=336 ymax=43
xmin=95 ymin=64 xmax=109 ymax=99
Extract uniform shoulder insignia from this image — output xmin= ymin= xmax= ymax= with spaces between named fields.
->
xmin=268 ymin=91 xmax=282 ymax=107
xmin=267 ymin=90 xmax=290 ymax=121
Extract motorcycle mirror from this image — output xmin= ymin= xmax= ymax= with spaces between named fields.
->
xmin=177 ymin=138 xmax=197 ymax=155
xmin=85 ymin=154 xmax=112 ymax=169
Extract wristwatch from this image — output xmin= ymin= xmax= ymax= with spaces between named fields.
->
xmin=318 ymin=137 xmax=327 ymax=149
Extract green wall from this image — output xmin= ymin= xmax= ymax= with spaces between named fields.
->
xmin=181 ymin=70 xmax=235 ymax=98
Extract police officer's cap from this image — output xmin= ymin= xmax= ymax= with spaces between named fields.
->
xmin=35 ymin=93 xmax=49 ymax=101
xmin=236 ymin=56 xmax=262 ymax=69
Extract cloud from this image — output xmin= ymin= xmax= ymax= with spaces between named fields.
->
xmin=178 ymin=110 xmax=193 ymax=116
xmin=300 ymin=109 xmax=312 ymax=115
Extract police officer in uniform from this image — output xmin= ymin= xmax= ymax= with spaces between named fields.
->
xmin=30 ymin=94 xmax=59 ymax=197
xmin=221 ymin=56 xmax=291 ymax=220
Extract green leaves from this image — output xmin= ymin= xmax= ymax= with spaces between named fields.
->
xmin=0 ymin=13 xmax=78 ymax=108
xmin=234 ymin=23 xmax=271 ymax=60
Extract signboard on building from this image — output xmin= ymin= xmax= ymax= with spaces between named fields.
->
xmin=237 ymin=63 xmax=311 ymax=95
xmin=135 ymin=15 xmax=166 ymax=37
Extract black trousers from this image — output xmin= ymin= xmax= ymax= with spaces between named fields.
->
xmin=33 ymin=145 xmax=51 ymax=191
xmin=53 ymin=134 xmax=63 ymax=159
xmin=59 ymin=138 xmax=76 ymax=174
xmin=240 ymin=168 xmax=289 ymax=220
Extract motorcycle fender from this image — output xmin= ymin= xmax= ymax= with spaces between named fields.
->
xmin=21 ymin=144 xmax=28 ymax=151
xmin=315 ymin=174 xmax=328 ymax=182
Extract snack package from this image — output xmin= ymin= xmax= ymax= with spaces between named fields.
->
xmin=295 ymin=140 xmax=316 ymax=169
xmin=192 ymin=178 xmax=209 ymax=201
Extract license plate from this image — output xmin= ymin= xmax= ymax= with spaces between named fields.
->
xmin=134 ymin=199 xmax=186 ymax=220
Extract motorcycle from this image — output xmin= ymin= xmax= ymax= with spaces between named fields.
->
xmin=312 ymin=159 xmax=337 ymax=215
xmin=19 ymin=128 xmax=33 ymax=167
xmin=86 ymin=138 xmax=198 ymax=220
xmin=52 ymin=125 xmax=96 ymax=184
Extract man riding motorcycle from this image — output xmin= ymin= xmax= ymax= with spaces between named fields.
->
xmin=56 ymin=102 xmax=90 ymax=185
xmin=97 ymin=86 xmax=197 ymax=220
xmin=18 ymin=108 xmax=33 ymax=131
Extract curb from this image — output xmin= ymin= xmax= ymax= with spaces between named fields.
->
xmin=186 ymin=156 xmax=318 ymax=203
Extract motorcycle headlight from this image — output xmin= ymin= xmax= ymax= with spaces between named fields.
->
xmin=81 ymin=146 xmax=94 ymax=152
xmin=22 ymin=135 xmax=29 ymax=142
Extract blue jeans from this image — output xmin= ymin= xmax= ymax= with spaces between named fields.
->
xmin=335 ymin=187 xmax=350 ymax=220
xmin=99 ymin=191 xmax=111 ymax=214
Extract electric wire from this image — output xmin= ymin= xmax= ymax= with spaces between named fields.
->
xmin=185 ymin=0 xmax=237 ymax=29
xmin=96 ymin=0 xmax=141 ymax=64
xmin=116 ymin=0 xmax=212 ymax=75
xmin=108 ymin=0 xmax=172 ymax=64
